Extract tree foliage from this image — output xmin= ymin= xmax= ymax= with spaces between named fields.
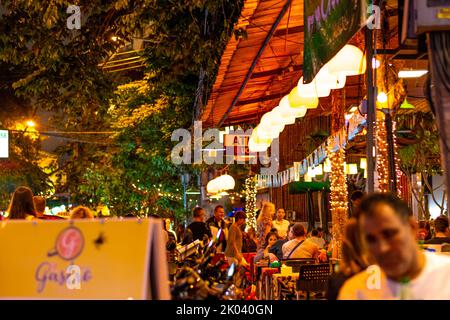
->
xmin=0 ymin=1 xmax=243 ymax=216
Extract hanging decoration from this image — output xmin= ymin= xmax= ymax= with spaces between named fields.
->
xmin=244 ymin=175 xmax=257 ymax=230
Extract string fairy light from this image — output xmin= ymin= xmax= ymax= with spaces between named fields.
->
xmin=392 ymin=120 xmax=402 ymax=197
xmin=376 ymin=119 xmax=390 ymax=192
xmin=244 ymin=175 xmax=257 ymax=230
xmin=328 ymin=147 xmax=348 ymax=260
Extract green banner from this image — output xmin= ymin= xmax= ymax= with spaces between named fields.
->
xmin=303 ymin=0 xmax=365 ymax=83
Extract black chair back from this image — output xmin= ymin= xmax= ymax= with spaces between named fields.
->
xmin=296 ymin=263 xmax=331 ymax=299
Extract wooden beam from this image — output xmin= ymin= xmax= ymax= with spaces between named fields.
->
xmin=217 ymin=0 xmax=294 ymax=127
xmin=251 ymin=64 xmax=302 ymax=79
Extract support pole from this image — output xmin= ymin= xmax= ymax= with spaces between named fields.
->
xmin=365 ymin=26 xmax=376 ymax=193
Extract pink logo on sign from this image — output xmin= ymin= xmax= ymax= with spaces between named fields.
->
xmin=48 ymin=227 xmax=84 ymax=261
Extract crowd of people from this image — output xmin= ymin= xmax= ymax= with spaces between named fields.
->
xmin=2 ymin=185 xmax=450 ymax=299
xmin=1 ymin=186 xmax=95 ymax=220
xmin=168 ymin=201 xmax=332 ymax=268
xmin=167 ymin=191 xmax=450 ymax=300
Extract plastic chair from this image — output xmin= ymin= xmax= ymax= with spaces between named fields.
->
xmin=296 ymin=263 xmax=331 ymax=300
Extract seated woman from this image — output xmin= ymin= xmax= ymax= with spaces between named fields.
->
xmin=254 ymin=231 xmax=279 ymax=263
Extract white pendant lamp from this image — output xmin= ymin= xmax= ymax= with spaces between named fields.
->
xmin=260 ymin=111 xmax=285 ymax=133
xmin=251 ymin=126 xmax=272 ymax=145
xmin=279 ymin=96 xmax=308 ymax=118
xmin=297 ymin=77 xmax=331 ymax=98
xmin=288 ymin=87 xmax=319 ymax=109
xmin=249 ymin=136 xmax=270 ymax=152
xmin=259 ymin=113 xmax=283 ymax=139
xmin=207 ymin=179 xmax=219 ymax=194
xmin=315 ymin=65 xmax=346 ymax=89
xmin=327 ymin=44 xmax=367 ymax=76
xmin=220 ymin=174 xmax=235 ymax=190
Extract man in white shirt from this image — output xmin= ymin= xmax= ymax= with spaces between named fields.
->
xmin=339 ymin=193 xmax=450 ymax=300
xmin=309 ymin=229 xmax=326 ymax=249
xmin=273 ymin=208 xmax=290 ymax=238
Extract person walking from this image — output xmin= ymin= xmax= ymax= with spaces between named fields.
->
xmin=224 ymin=211 xmax=247 ymax=266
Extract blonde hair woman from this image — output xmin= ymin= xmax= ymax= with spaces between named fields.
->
xmin=256 ymin=202 xmax=275 ymax=250
xmin=70 ymin=206 xmax=94 ymax=219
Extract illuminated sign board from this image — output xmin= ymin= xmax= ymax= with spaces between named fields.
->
xmin=0 ymin=130 xmax=8 ymax=158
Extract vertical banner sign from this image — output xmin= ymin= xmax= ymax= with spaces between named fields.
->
xmin=0 ymin=130 xmax=8 ymax=158
xmin=303 ymin=0 xmax=365 ymax=83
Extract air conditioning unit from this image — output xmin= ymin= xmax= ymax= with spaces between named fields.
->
xmin=414 ymin=0 xmax=450 ymax=34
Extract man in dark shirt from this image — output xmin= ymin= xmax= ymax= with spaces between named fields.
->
xmin=187 ymin=207 xmax=212 ymax=243
xmin=206 ymin=205 xmax=227 ymax=251
xmin=269 ymin=223 xmax=294 ymax=261
xmin=426 ymin=215 xmax=450 ymax=244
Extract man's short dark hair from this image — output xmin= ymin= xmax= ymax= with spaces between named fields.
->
xmin=434 ymin=215 xmax=449 ymax=233
xmin=292 ymin=223 xmax=306 ymax=237
xmin=193 ymin=207 xmax=205 ymax=218
xmin=311 ymin=229 xmax=319 ymax=237
xmin=214 ymin=205 xmax=224 ymax=213
xmin=359 ymin=192 xmax=412 ymax=222
xmin=317 ymin=227 xmax=323 ymax=232
xmin=235 ymin=211 xmax=246 ymax=221
xmin=351 ymin=190 xmax=365 ymax=202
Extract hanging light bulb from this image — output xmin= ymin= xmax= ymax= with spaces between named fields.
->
xmin=360 ymin=158 xmax=367 ymax=169
xmin=327 ymin=45 xmax=367 ymax=76
xmin=372 ymin=58 xmax=381 ymax=69
xmin=288 ymin=87 xmax=319 ymax=109
xmin=324 ymin=158 xmax=331 ymax=172
xmin=377 ymin=92 xmax=388 ymax=103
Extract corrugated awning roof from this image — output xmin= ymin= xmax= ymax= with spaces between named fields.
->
xmin=200 ymin=0 xmax=368 ymax=128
